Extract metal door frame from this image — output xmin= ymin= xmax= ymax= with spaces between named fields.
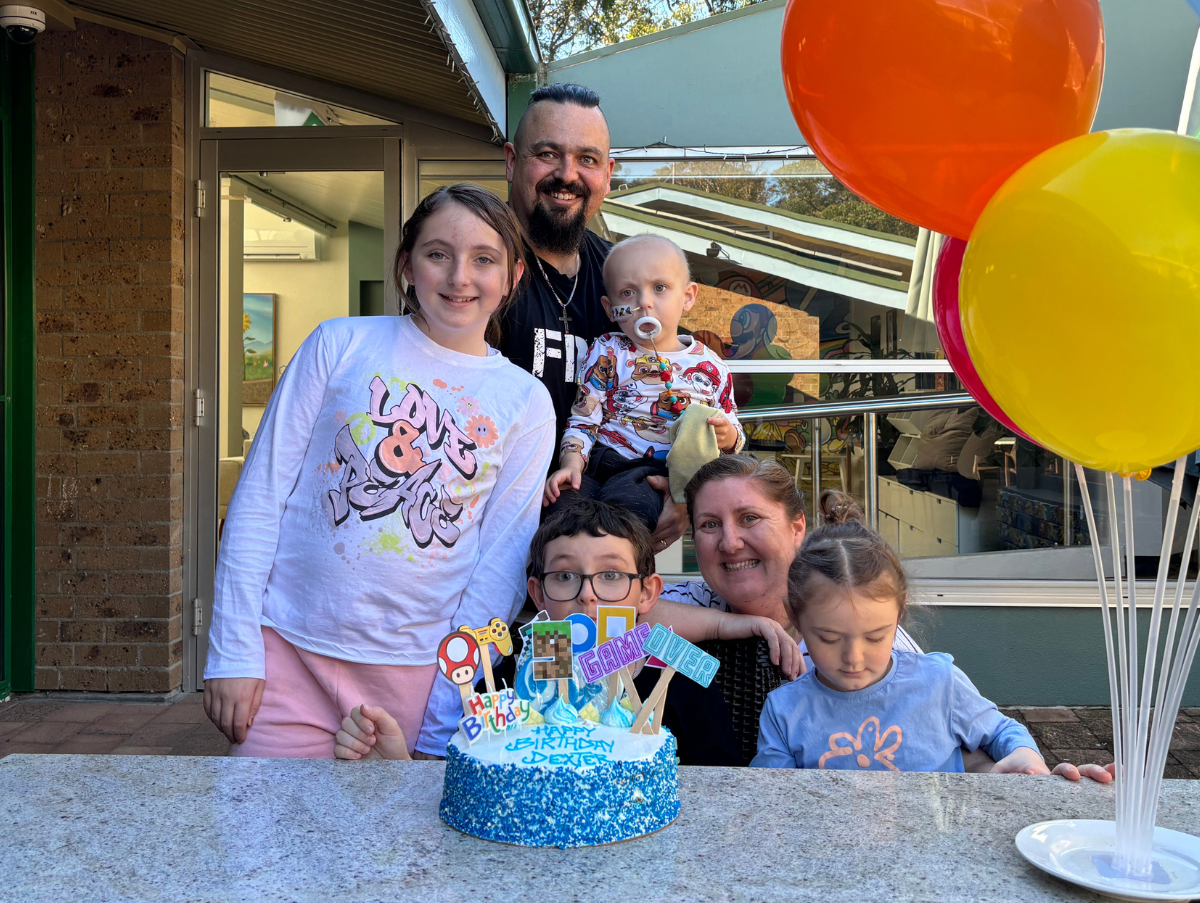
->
xmin=184 ymin=131 xmax=401 ymax=690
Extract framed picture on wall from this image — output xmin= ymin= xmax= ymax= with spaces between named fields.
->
xmin=243 ymin=293 xmax=277 ymax=405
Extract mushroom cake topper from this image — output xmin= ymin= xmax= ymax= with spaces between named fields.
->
xmin=438 ymin=630 xmax=482 ymax=686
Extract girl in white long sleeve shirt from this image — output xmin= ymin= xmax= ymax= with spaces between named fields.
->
xmin=204 ymin=185 xmax=554 ymax=758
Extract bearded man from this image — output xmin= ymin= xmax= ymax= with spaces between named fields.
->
xmin=498 ymin=83 xmax=687 ymax=553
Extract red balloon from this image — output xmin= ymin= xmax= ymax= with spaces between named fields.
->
xmin=781 ymin=0 xmax=1105 ymax=239
xmin=932 ymin=237 xmax=1032 ymax=442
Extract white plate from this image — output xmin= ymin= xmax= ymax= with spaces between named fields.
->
xmin=1016 ymin=820 xmax=1200 ymax=902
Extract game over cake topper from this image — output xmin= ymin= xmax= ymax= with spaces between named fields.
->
xmin=578 ymin=621 xmax=651 ymax=684
xmin=642 ymin=623 xmax=720 ymax=687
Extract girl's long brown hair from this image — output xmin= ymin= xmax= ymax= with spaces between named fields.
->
xmin=393 ymin=183 xmax=526 ymax=347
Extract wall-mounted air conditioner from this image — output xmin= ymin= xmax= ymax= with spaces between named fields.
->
xmin=244 ymin=226 xmax=320 ymax=261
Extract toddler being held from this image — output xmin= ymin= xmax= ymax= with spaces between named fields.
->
xmin=544 ymin=235 xmax=745 ymax=530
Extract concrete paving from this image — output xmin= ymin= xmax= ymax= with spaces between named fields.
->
xmin=0 ymin=692 xmax=229 ymax=758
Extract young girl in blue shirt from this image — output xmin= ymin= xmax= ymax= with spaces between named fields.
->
xmin=752 ymin=489 xmax=1047 ymax=773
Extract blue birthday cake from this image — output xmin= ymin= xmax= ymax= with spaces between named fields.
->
xmin=440 ymin=721 xmax=680 ymax=847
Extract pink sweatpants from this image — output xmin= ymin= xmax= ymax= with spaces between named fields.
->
xmin=232 ymin=627 xmax=438 ymax=759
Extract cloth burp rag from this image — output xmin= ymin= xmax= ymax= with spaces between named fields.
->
xmin=667 ymin=403 xmax=722 ymax=503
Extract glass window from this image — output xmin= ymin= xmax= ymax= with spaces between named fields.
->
xmin=619 ymin=153 xmax=1181 ymax=586
xmin=682 ymin=387 xmax=1119 ymax=583
xmin=418 ymin=160 xmax=508 ymax=201
xmin=602 ymin=152 xmax=941 ymax=401
xmin=205 ymin=72 xmax=396 ymax=128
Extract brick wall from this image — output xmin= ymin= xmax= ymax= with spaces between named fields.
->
xmin=33 ymin=22 xmax=186 ymax=693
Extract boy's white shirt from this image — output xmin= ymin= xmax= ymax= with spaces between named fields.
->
xmin=560 ymin=332 xmax=745 ymax=463
xmin=205 ymin=316 xmax=554 ymax=752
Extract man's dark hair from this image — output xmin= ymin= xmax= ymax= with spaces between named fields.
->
xmin=530 ymin=498 xmax=655 ymax=579
xmin=528 ymin=83 xmax=600 ymax=109
xmin=513 ymin=83 xmax=605 ymax=150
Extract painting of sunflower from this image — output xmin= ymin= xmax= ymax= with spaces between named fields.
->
xmin=465 ymin=414 xmax=498 ymax=449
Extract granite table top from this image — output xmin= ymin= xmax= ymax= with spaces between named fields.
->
xmin=2 ymin=754 xmax=1198 ymax=903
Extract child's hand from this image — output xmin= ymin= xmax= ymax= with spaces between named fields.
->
xmin=708 ymin=414 xmax=739 ymax=453
xmin=990 ymin=746 xmax=1051 ymax=776
xmin=544 ymin=455 xmax=584 ymax=506
xmin=334 ymin=704 xmax=411 ymax=761
xmin=716 ymin=614 xmax=804 ymax=680
xmin=1050 ymin=761 xmax=1116 ymax=783
xmin=204 ymin=677 xmax=265 ymax=745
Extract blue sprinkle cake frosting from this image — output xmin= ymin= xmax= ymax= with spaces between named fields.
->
xmin=440 ymin=722 xmax=679 ymax=847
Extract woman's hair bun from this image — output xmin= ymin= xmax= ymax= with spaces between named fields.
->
xmin=818 ymin=489 xmax=865 ymax=526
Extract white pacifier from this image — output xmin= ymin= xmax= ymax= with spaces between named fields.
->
xmin=634 ymin=316 xmax=662 ymax=340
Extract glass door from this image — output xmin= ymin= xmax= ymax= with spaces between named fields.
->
xmin=190 ymin=133 xmax=401 ymax=689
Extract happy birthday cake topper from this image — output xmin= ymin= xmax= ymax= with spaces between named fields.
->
xmin=458 ymin=687 xmax=536 ymax=745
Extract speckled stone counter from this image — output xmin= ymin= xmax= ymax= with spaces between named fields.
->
xmin=2 ymin=755 xmax=1198 ymax=903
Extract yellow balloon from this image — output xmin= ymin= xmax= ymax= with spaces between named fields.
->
xmin=961 ymin=129 xmax=1200 ymax=473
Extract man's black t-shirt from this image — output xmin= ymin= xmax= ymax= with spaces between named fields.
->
xmin=499 ymin=231 xmax=613 ymax=454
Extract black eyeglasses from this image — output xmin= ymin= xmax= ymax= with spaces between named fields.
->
xmin=540 ymin=571 xmax=643 ymax=603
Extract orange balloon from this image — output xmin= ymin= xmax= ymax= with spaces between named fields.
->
xmin=781 ymin=0 xmax=1104 ymax=240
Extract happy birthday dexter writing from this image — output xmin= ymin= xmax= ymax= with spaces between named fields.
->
xmin=505 ymin=725 xmax=616 ymax=766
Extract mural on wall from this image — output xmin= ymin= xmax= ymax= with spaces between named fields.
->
xmin=243 ymin=293 xmax=277 ymax=405
xmin=682 ymin=281 xmax=819 ymax=399
xmin=680 ymin=278 xmax=819 ymax=448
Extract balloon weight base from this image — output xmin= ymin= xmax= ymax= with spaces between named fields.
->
xmin=1016 ymin=820 xmax=1200 ymax=901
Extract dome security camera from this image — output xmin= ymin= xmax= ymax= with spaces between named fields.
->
xmin=1 ymin=6 xmax=46 ymax=43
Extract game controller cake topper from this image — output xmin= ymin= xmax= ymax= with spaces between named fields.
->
xmin=457 ymin=617 xmax=511 ymax=694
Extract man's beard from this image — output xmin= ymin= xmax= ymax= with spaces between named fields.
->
xmin=525 ymin=176 xmax=591 ymax=256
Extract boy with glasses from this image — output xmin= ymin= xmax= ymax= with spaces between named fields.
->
xmin=335 ymin=498 xmax=796 ymax=764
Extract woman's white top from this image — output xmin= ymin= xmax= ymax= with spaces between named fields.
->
xmin=205 ymin=316 xmax=554 ymax=750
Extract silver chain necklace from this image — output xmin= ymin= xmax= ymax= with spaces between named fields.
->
xmin=534 ymin=254 xmax=580 ymax=334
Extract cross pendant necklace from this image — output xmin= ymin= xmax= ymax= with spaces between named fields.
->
xmin=534 ymin=254 xmax=579 ymax=334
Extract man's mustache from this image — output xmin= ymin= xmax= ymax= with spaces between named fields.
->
xmin=535 ymin=176 xmax=591 ymax=205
